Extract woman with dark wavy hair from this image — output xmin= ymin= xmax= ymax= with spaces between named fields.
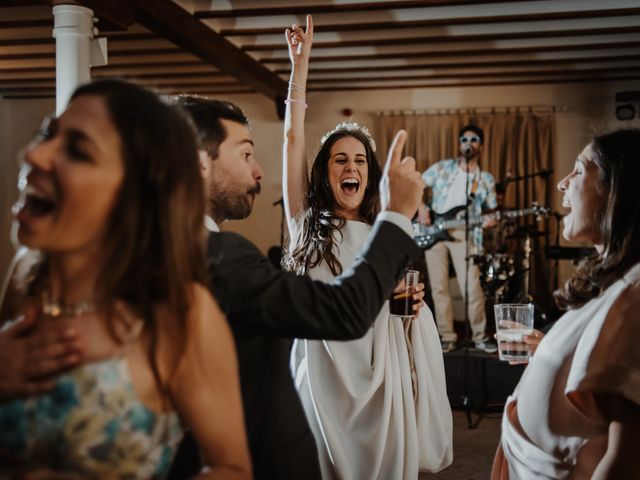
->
xmin=493 ymin=128 xmax=640 ymax=479
xmin=282 ymin=15 xmax=452 ymax=480
xmin=284 ymin=123 xmax=381 ymax=276
xmin=0 ymin=79 xmax=250 ymax=479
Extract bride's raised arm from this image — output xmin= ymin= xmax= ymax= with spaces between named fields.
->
xmin=282 ymin=14 xmax=313 ymax=234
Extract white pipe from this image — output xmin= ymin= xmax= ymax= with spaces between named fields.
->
xmin=52 ymin=4 xmax=94 ymax=115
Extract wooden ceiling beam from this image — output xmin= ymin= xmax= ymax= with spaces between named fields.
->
xmin=244 ymin=26 xmax=640 ymax=52
xmin=95 ymin=60 xmax=203 ymax=69
xmin=0 ymin=0 xmax=47 ymax=6
xmin=5 ymin=73 xmax=639 ymax=99
xmin=194 ymin=0 xmax=549 ymax=19
xmin=0 ymin=19 xmax=51 ymax=28
xmin=306 ymin=65 xmax=640 ymax=84
xmin=0 ymin=75 xmax=239 ymax=88
xmin=129 ymin=0 xmax=286 ymax=99
xmin=307 ymin=74 xmax=640 ymax=91
xmin=221 ymin=8 xmax=640 ymax=36
xmin=0 ymin=66 xmax=53 ymax=74
xmin=0 ymin=52 xmax=52 ymax=61
xmin=72 ymin=0 xmax=285 ymax=97
xmin=277 ymin=54 xmax=640 ymax=75
xmin=0 ymin=33 xmax=153 ymax=46
xmin=75 ymin=0 xmax=135 ymax=30
xmin=0 ymin=83 xmax=253 ymax=96
xmin=0 ymin=47 xmax=185 ymax=61
xmin=0 ymin=37 xmax=50 ymax=46
xmin=93 ymin=70 xmax=225 ymax=79
xmin=260 ymin=41 xmax=640 ymax=64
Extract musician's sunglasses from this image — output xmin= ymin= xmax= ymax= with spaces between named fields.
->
xmin=460 ymin=135 xmax=481 ymax=144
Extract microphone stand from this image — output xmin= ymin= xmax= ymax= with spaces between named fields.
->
xmin=461 ymin=152 xmax=474 ymax=429
xmin=460 ymin=151 xmax=499 ymax=429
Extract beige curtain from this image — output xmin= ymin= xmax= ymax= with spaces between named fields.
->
xmin=375 ymin=110 xmax=556 ymax=314
xmin=374 ymin=110 xmax=554 ymax=208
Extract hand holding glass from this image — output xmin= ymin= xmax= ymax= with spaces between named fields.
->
xmin=494 ymin=303 xmax=534 ymax=362
xmin=389 ymin=270 xmax=420 ymax=317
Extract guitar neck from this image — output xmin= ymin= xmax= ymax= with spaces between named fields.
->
xmin=413 ymin=205 xmax=549 ymax=249
xmin=439 ymin=207 xmax=538 ymax=230
xmin=502 ymin=207 xmax=537 ymax=218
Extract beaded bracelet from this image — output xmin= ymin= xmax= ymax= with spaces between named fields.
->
xmin=285 ymin=98 xmax=308 ymax=109
xmin=288 ymin=80 xmax=306 ymax=92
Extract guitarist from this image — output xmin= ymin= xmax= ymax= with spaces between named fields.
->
xmin=417 ymin=125 xmax=498 ymax=354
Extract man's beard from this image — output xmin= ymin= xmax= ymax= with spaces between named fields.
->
xmin=210 ymin=183 xmax=260 ymax=222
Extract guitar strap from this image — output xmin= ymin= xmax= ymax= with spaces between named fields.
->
xmin=459 ymin=158 xmax=480 ymax=203
xmin=469 ymin=175 xmax=479 ymax=197
xmin=467 ymin=167 xmax=480 ymax=201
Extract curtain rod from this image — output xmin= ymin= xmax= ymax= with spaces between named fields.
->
xmin=376 ymin=105 xmax=567 ymax=116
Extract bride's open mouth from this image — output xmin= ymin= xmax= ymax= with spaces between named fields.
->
xmin=340 ymin=178 xmax=360 ymax=196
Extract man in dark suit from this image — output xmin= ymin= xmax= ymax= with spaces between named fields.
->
xmin=169 ymin=96 xmax=424 ymax=479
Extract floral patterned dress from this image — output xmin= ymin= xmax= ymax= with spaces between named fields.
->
xmin=0 ymin=356 xmax=183 ymax=479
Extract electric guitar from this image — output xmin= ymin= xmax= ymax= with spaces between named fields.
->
xmin=413 ymin=203 xmax=549 ymax=250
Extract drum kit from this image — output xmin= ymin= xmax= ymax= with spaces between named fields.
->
xmin=476 ymin=171 xmax=552 ymax=305
xmin=476 ymin=205 xmax=542 ymax=305
xmin=412 ymin=202 xmax=548 ymax=304
xmin=476 ymin=251 xmax=518 ymax=303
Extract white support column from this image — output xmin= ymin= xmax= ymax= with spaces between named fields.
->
xmin=52 ymin=4 xmax=95 ymax=115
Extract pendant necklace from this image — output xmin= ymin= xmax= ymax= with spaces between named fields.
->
xmin=41 ymin=290 xmax=100 ymax=318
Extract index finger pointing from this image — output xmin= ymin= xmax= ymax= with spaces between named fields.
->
xmin=383 ymin=129 xmax=407 ymax=175
xmin=306 ymin=14 xmax=314 ymax=37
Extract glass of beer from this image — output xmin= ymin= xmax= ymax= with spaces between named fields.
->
xmin=389 ymin=270 xmax=420 ymax=317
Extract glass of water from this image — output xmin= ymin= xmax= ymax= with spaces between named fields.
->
xmin=493 ymin=303 xmax=534 ymax=362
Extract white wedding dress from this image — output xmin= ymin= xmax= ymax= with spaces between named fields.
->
xmin=291 ymin=221 xmax=453 ymax=480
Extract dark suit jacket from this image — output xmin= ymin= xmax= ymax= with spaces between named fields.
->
xmin=169 ymin=219 xmax=418 ymax=480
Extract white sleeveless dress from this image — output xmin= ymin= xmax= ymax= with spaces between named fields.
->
xmin=291 ymin=220 xmax=453 ymax=479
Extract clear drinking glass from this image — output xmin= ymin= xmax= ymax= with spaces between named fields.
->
xmin=389 ymin=270 xmax=420 ymax=317
xmin=494 ymin=303 xmax=535 ymax=362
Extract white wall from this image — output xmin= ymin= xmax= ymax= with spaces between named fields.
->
xmin=1 ymin=80 xmax=639 ymax=278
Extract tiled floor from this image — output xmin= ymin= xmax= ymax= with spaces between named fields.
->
xmin=420 ymin=408 xmax=502 ymax=479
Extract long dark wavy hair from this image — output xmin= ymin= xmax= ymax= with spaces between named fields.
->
xmin=554 ymin=128 xmax=640 ymax=310
xmin=284 ymin=128 xmax=381 ymax=276
xmin=12 ymin=79 xmax=206 ymax=395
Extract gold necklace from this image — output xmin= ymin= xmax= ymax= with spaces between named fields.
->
xmin=41 ymin=291 xmax=100 ymax=318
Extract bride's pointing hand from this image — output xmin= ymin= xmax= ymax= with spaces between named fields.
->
xmin=285 ymin=14 xmax=313 ymax=66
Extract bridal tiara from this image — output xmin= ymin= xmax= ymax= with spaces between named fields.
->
xmin=319 ymin=122 xmax=376 ymax=153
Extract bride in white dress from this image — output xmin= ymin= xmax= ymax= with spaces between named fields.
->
xmin=282 ymin=15 xmax=453 ymax=480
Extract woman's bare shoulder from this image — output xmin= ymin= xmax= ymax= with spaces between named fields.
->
xmin=185 ymin=282 xmax=225 ymax=328
xmin=609 ymin=280 xmax=640 ymax=318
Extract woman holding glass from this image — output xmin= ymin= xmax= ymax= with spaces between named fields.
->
xmin=282 ymin=15 xmax=452 ymax=480
xmin=493 ymin=129 xmax=640 ymax=479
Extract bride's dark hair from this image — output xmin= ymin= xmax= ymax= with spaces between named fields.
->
xmin=283 ymin=128 xmax=381 ymax=276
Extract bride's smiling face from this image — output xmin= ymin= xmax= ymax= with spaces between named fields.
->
xmin=327 ymin=135 xmax=369 ymax=220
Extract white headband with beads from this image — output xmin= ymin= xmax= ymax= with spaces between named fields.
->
xmin=319 ymin=122 xmax=376 ymax=153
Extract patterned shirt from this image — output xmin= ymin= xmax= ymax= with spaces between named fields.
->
xmin=422 ymin=158 xmax=497 ymax=251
